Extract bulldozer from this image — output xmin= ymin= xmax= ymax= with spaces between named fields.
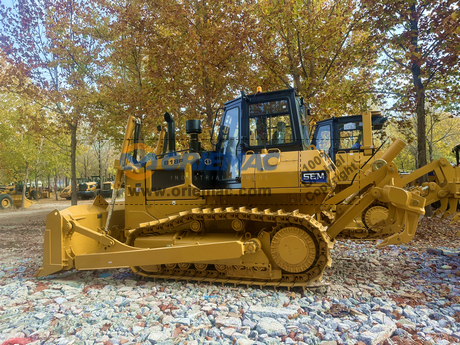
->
xmin=60 ymin=178 xmax=90 ymax=200
xmin=60 ymin=177 xmax=107 ymax=200
xmin=100 ymin=181 xmax=125 ymax=199
xmin=59 ymin=185 xmax=72 ymax=200
xmin=0 ymin=186 xmax=34 ymax=209
xmin=35 ymin=88 xmax=460 ymax=288
xmin=77 ymin=181 xmax=100 ymax=200
xmin=77 ymin=176 xmax=117 ymax=199
xmin=310 ymin=110 xmax=387 ymax=191
xmin=1 ymin=183 xmax=36 ymax=209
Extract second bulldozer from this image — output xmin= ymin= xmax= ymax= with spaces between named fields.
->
xmin=0 ymin=184 xmax=35 ymax=209
xmin=36 ymin=88 xmax=460 ymax=287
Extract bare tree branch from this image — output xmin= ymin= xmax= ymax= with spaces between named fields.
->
xmin=381 ymin=46 xmax=409 ymax=69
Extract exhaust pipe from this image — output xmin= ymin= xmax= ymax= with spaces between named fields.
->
xmin=164 ymin=112 xmax=175 ymax=153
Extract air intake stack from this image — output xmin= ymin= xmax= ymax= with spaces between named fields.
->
xmin=164 ymin=112 xmax=176 ymax=154
xmin=186 ymin=119 xmax=202 ymax=153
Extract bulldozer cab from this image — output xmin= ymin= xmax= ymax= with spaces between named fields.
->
xmin=215 ymin=89 xmax=308 ymax=152
xmin=310 ymin=112 xmax=387 ymax=163
xmin=209 ymin=89 xmax=309 ymax=188
xmin=237 ymin=89 xmax=308 ymax=152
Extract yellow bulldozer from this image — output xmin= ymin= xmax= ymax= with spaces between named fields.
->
xmin=100 ymin=181 xmax=125 ymax=199
xmin=35 ymin=88 xmax=460 ymax=288
xmin=0 ymin=185 xmax=34 ymax=209
xmin=60 ymin=177 xmax=106 ymax=201
xmin=77 ymin=181 xmax=100 ymax=200
xmin=59 ymin=185 xmax=72 ymax=200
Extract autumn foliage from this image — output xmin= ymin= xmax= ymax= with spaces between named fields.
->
xmin=0 ymin=0 xmax=459 ymax=203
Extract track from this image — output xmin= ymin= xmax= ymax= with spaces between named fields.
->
xmin=126 ymin=207 xmax=334 ymax=288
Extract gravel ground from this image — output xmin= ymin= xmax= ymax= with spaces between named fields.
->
xmin=1 ymin=203 xmax=460 ymax=345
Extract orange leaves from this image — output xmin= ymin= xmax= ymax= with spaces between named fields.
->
xmin=252 ymin=0 xmax=379 ymax=120
xmin=101 ymin=322 xmax=111 ymax=331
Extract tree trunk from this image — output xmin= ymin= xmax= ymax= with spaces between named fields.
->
xmin=54 ymin=169 xmax=58 ymax=201
xmin=205 ymin=101 xmax=213 ymax=125
xmin=427 ymin=141 xmax=433 ymax=163
xmin=69 ymin=121 xmax=78 ymax=206
xmin=415 ymin=89 xmax=426 ymax=170
xmin=99 ymin=140 xmax=103 ymax=193
xmin=409 ymin=4 xmax=431 ymax=216
xmin=410 ymin=4 xmax=427 ymax=171
xmin=22 ymin=162 xmax=29 ymax=209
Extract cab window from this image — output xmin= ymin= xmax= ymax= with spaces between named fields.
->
xmin=316 ymin=125 xmax=331 ymax=151
xmin=217 ymin=107 xmax=240 ymax=180
xmin=338 ymin=122 xmax=362 ymax=150
xmin=249 ymin=99 xmax=293 ymax=146
xmin=218 ymin=107 xmax=239 ymax=156
xmin=296 ymin=97 xmax=309 ymax=145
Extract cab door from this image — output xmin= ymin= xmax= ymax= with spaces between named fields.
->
xmin=312 ymin=123 xmax=333 ymax=161
xmin=215 ymin=106 xmax=241 ymax=188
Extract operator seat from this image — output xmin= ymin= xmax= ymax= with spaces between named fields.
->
xmin=272 ymin=122 xmax=286 ymax=144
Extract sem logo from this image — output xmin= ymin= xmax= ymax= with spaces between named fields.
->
xmin=301 ymin=170 xmax=327 ymax=183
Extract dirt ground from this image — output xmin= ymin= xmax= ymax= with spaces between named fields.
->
xmin=0 ymin=198 xmax=93 ymax=266
xmin=0 ymin=198 xmax=94 ymax=226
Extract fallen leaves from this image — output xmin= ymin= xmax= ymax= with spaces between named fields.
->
xmin=101 ymin=323 xmax=111 ymax=331
xmin=33 ymin=282 xmax=49 ymax=293
xmin=82 ymin=284 xmax=106 ymax=294
xmin=412 ymin=216 xmax=460 ymax=249
xmin=327 ymin=303 xmax=350 ymax=317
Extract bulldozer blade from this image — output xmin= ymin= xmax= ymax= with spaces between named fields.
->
xmin=35 ymin=200 xmax=124 ymax=278
xmin=35 ymin=209 xmax=68 ymax=277
xmin=35 ymin=202 xmax=249 ymax=277
xmin=11 ymin=194 xmax=34 ymax=209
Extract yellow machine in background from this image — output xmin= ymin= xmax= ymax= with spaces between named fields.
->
xmin=36 ymin=88 xmax=460 ymax=287
xmin=60 ymin=185 xmax=72 ymax=200
xmin=100 ymin=181 xmax=125 ymax=199
xmin=77 ymin=181 xmax=100 ymax=200
xmin=311 ymin=110 xmax=387 ymax=191
xmin=26 ymin=186 xmax=42 ymax=199
xmin=12 ymin=182 xmax=46 ymax=200
xmin=100 ymin=181 xmax=114 ymax=198
xmin=61 ymin=178 xmax=114 ymax=200
xmin=0 ymin=185 xmax=16 ymax=194
xmin=0 ymin=186 xmax=34 ymax=209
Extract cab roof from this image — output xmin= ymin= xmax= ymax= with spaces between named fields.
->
xmin=224 ymin=88 xmax=297 ymax=107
